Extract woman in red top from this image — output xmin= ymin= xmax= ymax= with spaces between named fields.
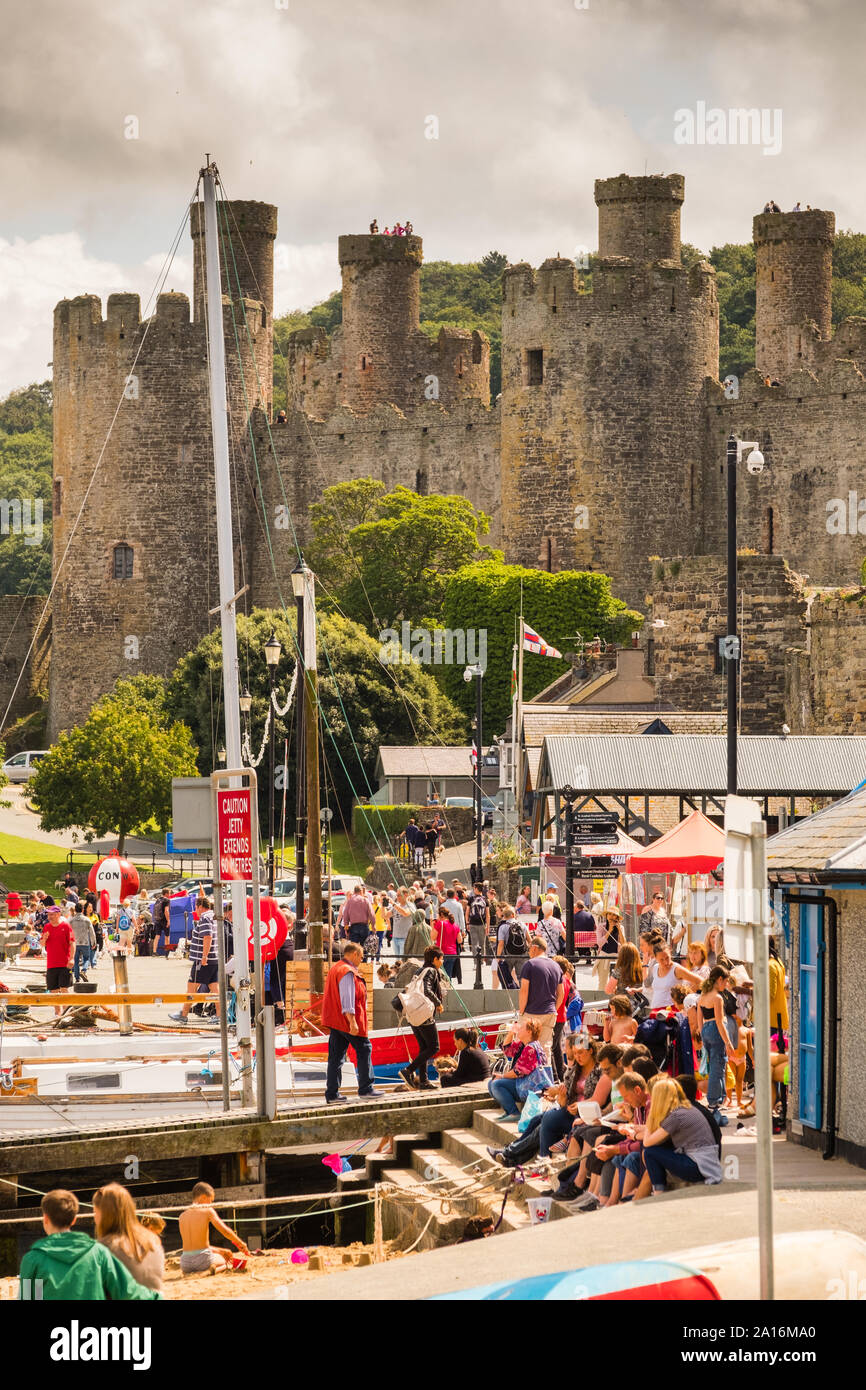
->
xmin=433 ymin=909 xmax=461 ymax=979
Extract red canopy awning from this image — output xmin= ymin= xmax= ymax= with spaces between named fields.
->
xmin=625 ymin=809 xmax=724 ymax=875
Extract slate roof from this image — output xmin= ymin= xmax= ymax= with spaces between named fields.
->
xmin=538 ymin=735 xmax=866 ymax=796
xmin=765 ymin=787 xmax=866 ymax=873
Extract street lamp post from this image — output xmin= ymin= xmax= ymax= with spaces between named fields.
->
xmin=239 ymin=688 xmax=252 ymax=764
xmin=264 ymin=631 xmax=281 ymax=896
xmin=464 ymin=663 xmax=484 ymax=884
xmin=724 ymin=435 xmax=764 ymax=797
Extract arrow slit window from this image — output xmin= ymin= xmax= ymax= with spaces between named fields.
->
xmin=113 ymin=544 xmax=134 ymax=580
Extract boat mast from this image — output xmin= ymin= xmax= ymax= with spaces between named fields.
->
xmin=201 ymin=159 xmax=254 ymax=1104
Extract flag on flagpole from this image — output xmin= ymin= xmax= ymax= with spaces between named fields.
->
xmin=522 ymin=621 xmax=562 ymax=659
xmin=470 ymin=737 xmax=478 ymax=772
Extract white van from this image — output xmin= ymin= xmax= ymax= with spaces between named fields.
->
xmin=2 ymin=750 xmax=49 ymax=783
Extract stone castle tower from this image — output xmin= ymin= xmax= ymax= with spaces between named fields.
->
xmin=49 ymin=200 xmax=277 ymax=738
xmin=285 ymin=232 xmax=489 ymax=418
xmin=499 ymin=175 xmax=718 ymax=607
xmin=44 ymin=172 xmax=866 ymax=739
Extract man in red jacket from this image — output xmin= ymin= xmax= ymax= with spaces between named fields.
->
xmin=322 ymin=943 xmax=381 ymax=1104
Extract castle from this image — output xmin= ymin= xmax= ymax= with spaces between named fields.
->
xmin=25 ymin=173 xmax=866 ymax=739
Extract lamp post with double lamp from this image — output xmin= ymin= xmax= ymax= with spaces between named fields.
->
xmin=724 ymin=435 xmax=764 ymax=796
xmin=264 ymin=631 xmax=281 ymax=895
xmin=239 ymin=688 xmax=252 ymax=762
xmin=464 ymin=663 xmax=484 ymax=885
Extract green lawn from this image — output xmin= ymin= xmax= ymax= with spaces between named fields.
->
xmin=0 ymin=831 xmax=71 ymax=896
xmin=266 ymin=830 xmax=366 ymax=878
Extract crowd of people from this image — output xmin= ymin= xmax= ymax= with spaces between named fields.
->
xmin=18 ymin=1179 xmax=251 ymax=1300
xmin=475 ymin=907 xmax=790 ymax=1213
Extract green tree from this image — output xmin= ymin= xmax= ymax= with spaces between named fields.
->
xmin=30 ymin=695 xmax=198 ymax=852
xmin=440 ymin=561 xmax=644 ymax=733
xmin=0 ymin=381 xmax=53 ymax=595
xmin=308 ymin=483 xmax=500 ymax=628
xmin=168 ymin=608 xmax=467 ymax=820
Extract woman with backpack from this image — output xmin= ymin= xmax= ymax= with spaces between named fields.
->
xmin=398 ymin=946 xmax=445 ymax=1090
xmin=495 ymin=906 xmax=529 ymax=989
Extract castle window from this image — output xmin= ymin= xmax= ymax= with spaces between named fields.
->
xmin=113 ymin=544 xmax=134 ymax=580
xmin=471 ymin=338 xmax=482 ymax=365
xmin=415 ymin=469 xmax=428 ymax=495
xmin=360 ymin=354 xmax=372 ymax=372
xmin=763 ymin=506 xmax=774 ymax=554
xmin=456 ymin=355 xmax=464 ymax=378
xmin=526 ymin=349 xmax=544 ymax=386
xmin=53 ymin=479 xmax=61 ymax=518
xmin=539 ymin=534 xmax=558 ymax=573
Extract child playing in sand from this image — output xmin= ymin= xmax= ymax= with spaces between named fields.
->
xmin=178 ymin=1182 xmax=249 ymax=1275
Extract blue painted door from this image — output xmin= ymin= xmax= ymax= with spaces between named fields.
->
xmin=797 ymin=895 xmax=824 ymax=1129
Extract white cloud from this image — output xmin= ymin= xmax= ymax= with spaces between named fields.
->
xmin=1 ymin=0 xmax=865 ymax=393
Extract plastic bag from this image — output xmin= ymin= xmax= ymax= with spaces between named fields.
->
xmin=518 ymin=1089 xmax=544 ymax=1132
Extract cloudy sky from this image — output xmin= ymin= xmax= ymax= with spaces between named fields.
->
xmin=0 ymin=0 xmax=861 ymax=395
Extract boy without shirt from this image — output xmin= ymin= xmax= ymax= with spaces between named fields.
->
xmin=178 ymin=1181 xmax=250 ymax=1275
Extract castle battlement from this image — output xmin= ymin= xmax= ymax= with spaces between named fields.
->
xmin=503 ymin=251 xmax=716 ymax=320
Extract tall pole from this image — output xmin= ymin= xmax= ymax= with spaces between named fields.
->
xmin=267 ymin=663 xmax=276 ymax=895
xmin=295 ymin=587 xmax=306 ymax=946
xmin=516 ymin=611 xmax=525 ymax=842
xmin=301 ymin=566 xmax=324 ymax=996
xmin=564 ymin=795 xmax=575 ymax=957
xmin=201 ymin=161 xmax=252 ymax=1102
xmin=726 ymin=432 xmax=738 ymax=797
xmin=750 ymin=818 xmax=775 ymax=1301
xmin=475 ymin=671 xmax=483 ymax=882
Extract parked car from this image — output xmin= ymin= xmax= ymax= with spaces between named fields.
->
xmin=152 ymin=878 xmax=215 ymax=902
xmin=444 ymin=794 xmax=495 ymax=827
xmin=283 ymin=874 xmax=364 ymax=919
xmin=2 ymin=750 xmax=49 ymax=783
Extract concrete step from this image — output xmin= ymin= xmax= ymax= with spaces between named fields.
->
xmin=467 ymin=1111 xmax=576 ymax=1221
xmin=376 ymin=1164 xmax=470 ymax=1250
xmin=363 ymin=1132 xmax=438 ymax=1181
xmin=471 ymin=1108 xmax=526 ymax=1145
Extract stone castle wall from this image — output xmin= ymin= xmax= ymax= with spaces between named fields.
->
xmin=649 ymin=554 xmax=866 ymax=735
xmin=648 ymin=555 xmax=808 ymax=732
xmin=701 ymin=369 xmax=866 ymax=589
xmin=248 ymin=397 xmax=500 ymax=608
xmin=798 ymin=587 xmax=866 ymax=733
